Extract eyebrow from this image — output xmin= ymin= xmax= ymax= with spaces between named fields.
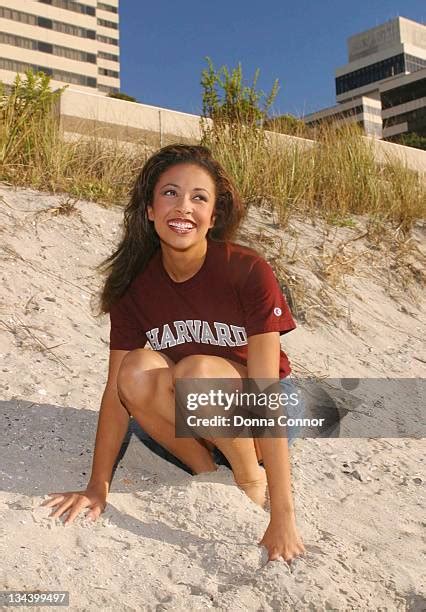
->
xmin=160 ymin=182 xmax=211 ymax=195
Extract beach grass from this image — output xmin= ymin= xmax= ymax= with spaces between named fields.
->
xmin=1 ymin=73 xmax=424 ymax=325
xmin=1 ymin=72 xmax=425 ymax=228
xmin=201 ymin=119 xmax=425 ymax=232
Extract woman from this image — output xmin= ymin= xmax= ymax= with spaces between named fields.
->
xmin=42 ymin=144 xmax=305 ymax=564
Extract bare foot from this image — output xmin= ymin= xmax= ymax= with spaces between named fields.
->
xmin=236 ymin=468 xmax=267 ymax=507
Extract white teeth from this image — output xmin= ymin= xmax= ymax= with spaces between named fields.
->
xmin=168 ymin=221 xmax=195 ymax=229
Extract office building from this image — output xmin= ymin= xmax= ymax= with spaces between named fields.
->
xmin=0 ymin=0 xmax=120 ymax=95
xmin=304 ymin=17 xmax=426 ymax=140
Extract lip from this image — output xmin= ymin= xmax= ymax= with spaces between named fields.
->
xmin=167 ymin=218 xmax=197 ymax=227
xmin=167 ymin=218 xmax=197 ymax=234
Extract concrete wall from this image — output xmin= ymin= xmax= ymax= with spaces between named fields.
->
xmin=58 ymin=88 xmax=426 ymax=176
xmin=59 ymin=88 xmax=204 ymax=147
xmin=371 ymin=137 xmax=426 ymax=174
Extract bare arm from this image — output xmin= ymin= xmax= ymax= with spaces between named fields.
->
xmin=247 ymin=332 xmax=294 ymax=516
xmin=88 ymin=349 xmax=131 ymax=495
xmin=247 ymin=332 xmax=305 ymax=562
xmin=41 ymin=350 xmax=131 ymax=523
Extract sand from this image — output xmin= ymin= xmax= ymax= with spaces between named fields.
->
xmin=0 ymin=184 xmax=425 ymax=611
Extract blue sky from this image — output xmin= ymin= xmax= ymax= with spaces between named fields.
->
xmin=119 ymin=1 xmax=425 ymax=118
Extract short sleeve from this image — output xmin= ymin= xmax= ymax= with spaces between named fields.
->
xmin=240 ymin=258 xmax=296 ymax=338
xmin=109 ymin=287 xmax=146 ymax=351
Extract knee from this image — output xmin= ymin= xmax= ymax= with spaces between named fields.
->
xmin=116 ymin=349 xmax=163 ymax=405
xmin=173 ymin=355 xmax=216 ymax=381
xmin=173 ymin=356 xmax=226 ymax=421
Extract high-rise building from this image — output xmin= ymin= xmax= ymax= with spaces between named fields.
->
xmin=303 ymin=17 xmax=426 ymax=140
xmin=0 ymin=0 xmax=120 ymax=95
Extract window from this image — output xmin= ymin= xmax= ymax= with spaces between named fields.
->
xmin=0 ymin=31 xmax=98 ymax=63
xmin=97 ymin=34 xmax=118 ymax=46
xmin=382 ymin=78 xmax=426 ymax=110
xmin=38 ymin=0 xmax=96 ymax=16
xmin=98 ymin=51 xmax=119 ymax=62
xmin=98 ymin=84 xmax=119 ymax=93
xmin=0 ymin=7 xmax=96 ymax=39
xmin=0 ymin=7 xmax=36 ymax=25
xmin=97 ymin=18 xmax=118 ymax=29
xmin=97 ymin=2 xmax=118 ymax=13
xmin=384 ymin=107 xmax=426 ymax=130
xmin=55 ymin=21 xmax=96 ymax=38
xmin=37 ymin=16 xmax=53 ymax=28
xmin=0 ymin=32 xmax=35 ymax=49
xmin=38 ymin=41 xmax=53 ymax=54
xmin=405 ymin=54 xmax=426 ymax=73
xmin=98 ymin=67 xmax=119 ymax=78
xmin=336 ymin=54 xmax=406 ymax=96
xmin=0 ymin=58 xmax=97 ymax=88
xmin=54 ymin=45 xmax=97 ymax=63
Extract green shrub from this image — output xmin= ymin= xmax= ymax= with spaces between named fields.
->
xmin=0 ymin=70 xmax=66 ymax=186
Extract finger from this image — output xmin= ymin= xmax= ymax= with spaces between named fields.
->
xmin=85 ymin=506 xmax=102 ymax=522
xmin=41 ymin=492 xmax=77 ymax=506
xmin=283 ymin=554 xmax=296 ymax=566
xmin=64 ymin=500 xmax=89 ymax=525
xmin=44 ymin=491 xmax=73 ymax=499
xmin=41 ymin=495 xmax=66 ymax=508
xmin=49 ymin=497 xmax=75 ymax=519
xmin=92 ymin=504 xmax=105 ymax=519
xmin=268 ymin=549 xmax=281 ymax=562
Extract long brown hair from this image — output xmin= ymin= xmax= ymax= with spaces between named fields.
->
xmin=97 ymin=144 xmax=245 ymax=313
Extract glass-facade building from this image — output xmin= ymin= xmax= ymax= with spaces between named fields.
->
xmin=381 ymin=71 xmax=426 ymax=137
xmin=303 ymin=17 xmax=426 ymax=140
xmin=336 ymin=54 xmax=426 ymax=97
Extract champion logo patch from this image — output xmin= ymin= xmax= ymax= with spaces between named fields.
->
xmin=274 ymin=307 xmax=282 ymax=316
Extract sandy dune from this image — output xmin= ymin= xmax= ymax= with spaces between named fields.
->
xmin=0 ymin=184 xmax=425 ymax=611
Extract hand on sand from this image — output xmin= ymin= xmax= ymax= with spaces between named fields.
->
xmin=40 ymin=483 xmax=107 ymax=525
xmin=259 ymin=517 xmax=305 ymax=565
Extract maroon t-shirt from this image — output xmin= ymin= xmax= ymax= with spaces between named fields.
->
xmin=109 ymin=238 xmax=296 ymax=377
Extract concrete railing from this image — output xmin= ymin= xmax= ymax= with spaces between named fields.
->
xmin=59 ymin=88 xmax=426 ymax=176
xmin=59 ymin=88 xmax=205 ymax=147
xmin=371 ymin=138 xmax=426 ymax=175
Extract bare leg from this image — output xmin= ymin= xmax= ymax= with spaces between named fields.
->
xmin=118 ymin=350 xmax=266 ymax=505
xmin=174 ymin=355 xmax=267 ymax=506
xmin=117 ymin=349 xmax=216 ymax=474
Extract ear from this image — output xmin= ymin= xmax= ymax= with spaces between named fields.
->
xmin=209 ymin=213 xmax=216 ymax=228
xmin=147 ymin=205 xmax=154 ymax=222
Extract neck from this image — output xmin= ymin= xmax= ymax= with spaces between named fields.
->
xmin=161 ymin=238 xmax=208 ymax=283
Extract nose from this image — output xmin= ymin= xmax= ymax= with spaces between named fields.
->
xmin=175 ymin=194 xmax=192 ymax=215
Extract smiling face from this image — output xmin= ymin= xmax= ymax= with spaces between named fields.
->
xmin=147 ymin=163 xmax=216 ymax=249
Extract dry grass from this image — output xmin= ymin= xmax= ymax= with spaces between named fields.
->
xmin=203 ymin=120 xmax=426 ymax=230
xmin=0 ymin=73 xmax=146 ymax=205
xmin=1 ymin=74 xmax=425 ymax=327
xmin=240 ymin=209 xmax=425 ymax=329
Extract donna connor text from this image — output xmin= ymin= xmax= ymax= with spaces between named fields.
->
xmin=186 ymin=414 xmax=326 ymax=428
